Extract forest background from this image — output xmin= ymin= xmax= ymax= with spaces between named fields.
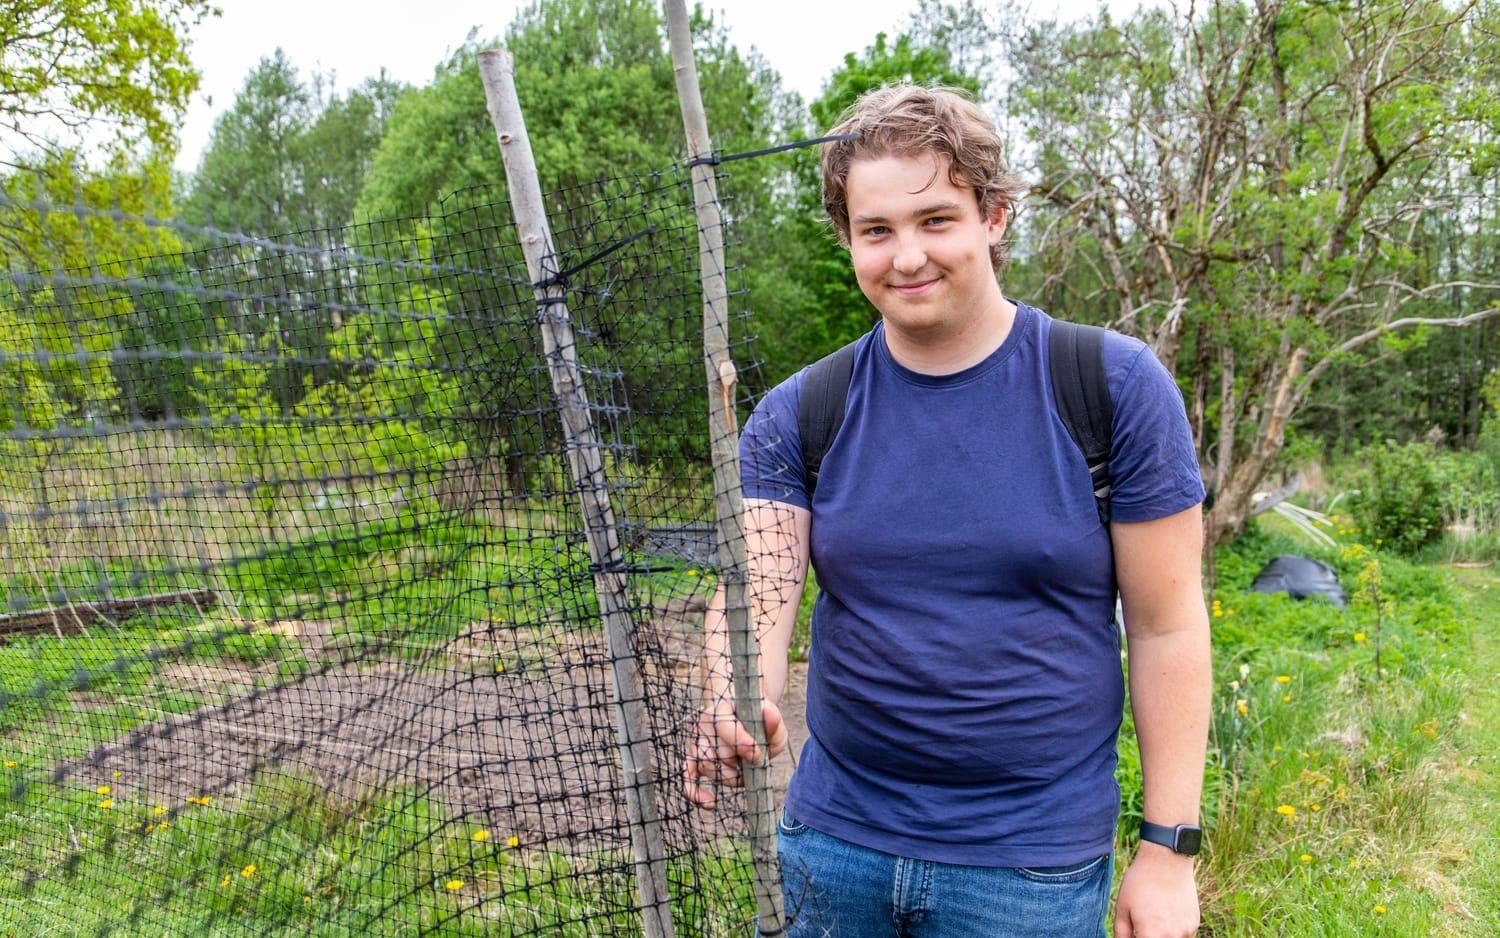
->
xmin=4 ymin=0 xmax=1499 ymax=558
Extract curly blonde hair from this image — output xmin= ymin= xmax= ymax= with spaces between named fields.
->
xmin=820 ymin=84 xmax=1026 ymax=269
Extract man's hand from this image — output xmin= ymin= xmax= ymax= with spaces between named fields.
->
xmin=1113 ymin=843 xmax=1200 ymax=938
xmin=683 ymin=699 xmax=787 ymax=808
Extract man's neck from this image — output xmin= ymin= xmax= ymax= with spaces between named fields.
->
xmin=882 ymin=295 xmax=1019 ymax=376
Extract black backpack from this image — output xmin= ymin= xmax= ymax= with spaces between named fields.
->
xmin=795 ymin=320 xmax=1116 ymax=524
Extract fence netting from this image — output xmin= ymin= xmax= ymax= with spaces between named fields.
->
xmin=0 ymin=163 xmax=810 ymax=935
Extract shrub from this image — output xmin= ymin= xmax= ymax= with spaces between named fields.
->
xmin=1351 ymin=441 xmax=1444 ymax=556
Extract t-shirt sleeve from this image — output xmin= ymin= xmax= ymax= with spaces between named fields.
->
xmin=738 ymin=369 xmax=811 ymax=510
xmin=1106 ymin=343 xmax=1206 ymax=522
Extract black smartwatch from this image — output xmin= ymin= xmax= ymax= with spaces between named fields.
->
xmin=1139 ymin=821 xmax=1203 ymax=856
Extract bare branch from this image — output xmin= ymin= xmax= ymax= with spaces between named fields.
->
xmin=1299 ymin=307 xmax=1500 ymax=398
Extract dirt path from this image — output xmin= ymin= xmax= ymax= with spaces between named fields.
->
xmin=52 ymin=611 xmax=813 ymax=855
xmin=1432 ymin=565 xmax=1500 ymax=934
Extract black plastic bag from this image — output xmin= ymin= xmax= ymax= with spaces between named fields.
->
xmin=1248 ymin=555 xmax=1348 ymax=609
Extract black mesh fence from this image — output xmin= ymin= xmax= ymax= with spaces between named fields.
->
xmin=0 ymin=163 xmax=805 ymax=935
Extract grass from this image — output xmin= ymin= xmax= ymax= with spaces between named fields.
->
xmin=1429 ymin=565 xmax=1500 ymax=933
xmin=0 ymin=768 xmax=757 ymax=935
xmin=1109 ymin=514 xmax=1489 ymax=936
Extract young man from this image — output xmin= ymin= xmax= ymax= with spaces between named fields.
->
xmin=686 ymin=85 xmax=1210 ymax=938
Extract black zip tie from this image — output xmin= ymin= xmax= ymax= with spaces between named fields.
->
xmin=532 ymin=226 xmax=658 ymax=292
xmin=685 ymin=132 xmax=859 ymax=168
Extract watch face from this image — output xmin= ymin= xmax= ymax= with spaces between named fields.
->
xmin=1176 ymin=827 xmax=1202 ymax=855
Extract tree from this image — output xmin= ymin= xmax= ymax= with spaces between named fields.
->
xmin=0 ymin=0 xmax=215 ymax=167
xmin=1003 ymin=0 xmax=1500 ymax=547
xmin=185 ymin=51 xmax=404 ymax=233
xmin=184 ymin=50 xmax=312 ymax=232
xmin=356 ymin=0 xmax=791 ymax=220
xmin=351 ymin=0 xmax=799 ymax=472
xmin=0 ymin=156 xmax=181 ymax=424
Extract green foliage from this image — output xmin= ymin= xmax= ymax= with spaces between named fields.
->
xmin=0 ymin=0 xmax=214 ymax=164
xmin=0 ymin=155 xmax=184 ymax=475
xmin=357 ymin=0 xmax=790 ymax=220
xmin=185 ymin=50 xmax=405 ymax=233
xmin=1350 ymin=441 xmax=1446 ymax=556
xmin=1002 ymin=0 xmax=1500 ymax=539
xmin=1169 ymin=519 xmax=1473 ymax=934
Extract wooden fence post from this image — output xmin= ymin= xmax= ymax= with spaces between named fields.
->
xmin=477 ymin=48 xmax=676 ymax=938
xmin=663 ymin=2 xmax=786 ymax=934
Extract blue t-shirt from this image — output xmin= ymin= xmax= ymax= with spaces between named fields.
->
xmin=739 ymin=302 xmax=1205 ymax=867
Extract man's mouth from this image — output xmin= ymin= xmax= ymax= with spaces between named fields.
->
xmin=890 ymin=278 xmax=939 ymax=296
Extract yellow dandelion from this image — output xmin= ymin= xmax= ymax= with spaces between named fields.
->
xmin=1236 ymin=700 xmax=1249 ymax=716
xmin=1213 ymin=607 xmax=1223 ymax=618
xmin=1417 ymin=719 xmax=1438 ymax=740
xmin=1282 ymin=695 xmax=1292 ymax=703
xmin=1311 ymin=804 xmax=1321 ymax=812
xmin=1276 ymin=804 xmax=1297 ymax=817
xmin=1299 ymin=854 xmax=1312 ymax=863
xmin=495 ymin=662 xmax=505 ymax=673
xmin=241 ymin=864 xmax=257 ymax=878
xmin=507 ymin=835 xmax=520 ymax=848
xmin=445 ymin=879 xmax=464 ymax=891
xmin=304 ymin=896 xmax=312 ymax=904
xmin=220 ymin=874 xmax=231 ymax=888
xmin=137 ymin=710 xmax=147 ymax=718
xmin=1373 ymin=905 xmax=1387 ymax=915
xmin=96 ymin=785 xmax=111 ymax=795
xmin=112 ymin=770 xmax=122 ymax=778
xmin=1353 ymin=632 xmax=1367 ymax=644
xmin=154 ymin=805 xmax=167 ymax=816
xmin=157 ymin=822 xmax=168 ymax=831
xmin=472 ymin=830 xmax=489 ymax=842
xmin=187 ymin=795 xmax=213 ymax=806
xmin=1276 ymin=675 xmax=1291 ymax=684
xmin=3 ymin=760 xmax=16 ymax=768
xmin=143 ymin=823 xmax=153 ymax=833
xmin=98 ymin=798 xmax=114 ymax=809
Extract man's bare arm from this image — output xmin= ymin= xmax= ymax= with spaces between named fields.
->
xmin=1111 ymin=503 xmax=1211 ymax=938
xmin=686 ymin=497 xmax=811 ymax=807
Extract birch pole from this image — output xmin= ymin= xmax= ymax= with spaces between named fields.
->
xmin=477 ymin=49 xmax=675 ymax=938
xmin=663 ymin=2 xmax=785 ymax=933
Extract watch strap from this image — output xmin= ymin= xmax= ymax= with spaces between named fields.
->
xmin=1139 ymin=820 xmax=1202 ymax=855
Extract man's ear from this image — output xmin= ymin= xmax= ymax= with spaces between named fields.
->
xmin=986 ymin=204 xmax=1009 ymax=245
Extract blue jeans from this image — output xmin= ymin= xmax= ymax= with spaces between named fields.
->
xmin=772 ymin=809 xmax=1112 ymax=938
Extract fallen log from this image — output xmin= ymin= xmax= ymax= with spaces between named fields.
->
xmin=0 ymin=589 xmax=219 ymax=641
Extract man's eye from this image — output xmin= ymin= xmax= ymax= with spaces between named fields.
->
xmin=925 ymin=216 xmax=950 ymax=226
xmin=863 ymin=226 xmax=889 ymax=237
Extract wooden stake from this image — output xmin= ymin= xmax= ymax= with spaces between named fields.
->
xmin=663 ymin=2 xmax=785 ymax=933
xmin=477 ymin=49 xmax=675 ymax=938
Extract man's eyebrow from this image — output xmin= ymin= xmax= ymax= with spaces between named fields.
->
xmin=851 ymin=201 xmax=964 ymax=225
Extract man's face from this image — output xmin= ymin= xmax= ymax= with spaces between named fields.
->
xmin=844 ymin=152 xmax=1007 ymax=334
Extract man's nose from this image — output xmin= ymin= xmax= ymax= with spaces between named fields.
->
xmin=892 ymin=237 xmax=927 ymax=275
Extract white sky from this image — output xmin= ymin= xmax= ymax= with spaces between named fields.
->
xmin=174 ymin=1 xmax=1117 ymax=173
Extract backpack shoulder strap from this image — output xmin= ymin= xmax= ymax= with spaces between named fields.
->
xmin=796 ymin=338 xmax=859 ymax=499
xmin=1049 ymin=320 xmax=1115 ymax=523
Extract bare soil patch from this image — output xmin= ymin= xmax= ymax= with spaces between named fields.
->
xmin=54 ymin=604 xmax=807 ymax=854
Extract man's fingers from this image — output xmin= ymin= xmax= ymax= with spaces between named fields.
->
xmin=682 ymin=762 xmax=716 ymax=808
xmin=1112 ymin=903 xmax=1132 ymax=938
xmin=688 ymin=702 xmax=788 ymax=808
xmin=763 ymin=701 xmax=788 ymax=759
